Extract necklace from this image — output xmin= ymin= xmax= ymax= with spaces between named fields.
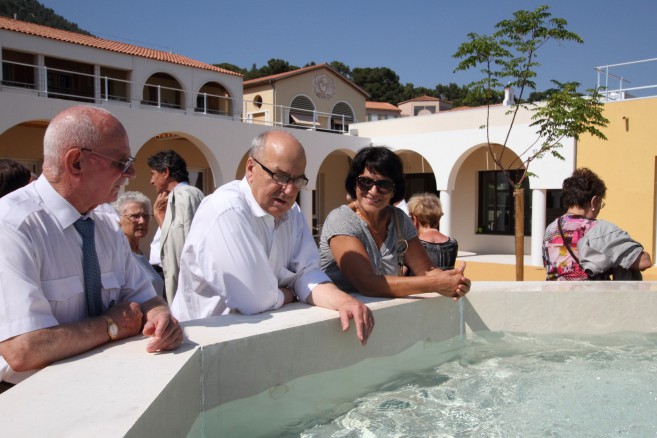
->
xmin=356 ymin=206 xmax=388 ymax=235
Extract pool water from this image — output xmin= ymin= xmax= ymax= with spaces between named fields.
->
xmin=296 ymin=333 xmax=657 ymax=437
xmin=192 ymin=332 xmax=657 ymax=437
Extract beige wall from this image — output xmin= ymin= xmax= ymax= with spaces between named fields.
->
xmin=245 ymin=68 xmax=366 ymax=129
xmin=243 ymin=85 xmax=276 ymax=126
xmin=577 ymin=97 xmax=657 ymax=258
xmin=398 ymin=150 xmax=434 ymax=174
xmin=0 ymin=122 xmax=48 ymax=172
xmin=316 ymin=150 xmax=353 ymax=224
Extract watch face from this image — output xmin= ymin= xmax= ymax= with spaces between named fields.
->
xmin=109 ymin=323 xmax=119 ymax=338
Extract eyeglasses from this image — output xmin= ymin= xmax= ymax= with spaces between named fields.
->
xmin=124 ymin=213 xmax=151 ymax=222
xmin=356 ymin=176 xmax=395 ymax=195
xmin=80 ymin=147 xmax=135 ymax=174
xmin=252 ymin=157 xmax=309 ymax=189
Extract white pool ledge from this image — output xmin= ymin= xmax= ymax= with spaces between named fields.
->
xmin=2 ymin=281 xmax=657 ymax=437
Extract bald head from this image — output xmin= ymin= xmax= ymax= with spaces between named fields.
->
xmin=249 ymin=130 xmax=306 ymax=164
xmin=43 ymin=106 xmax=128 ymax=180
xmin=246 ymin=130 xmax=307 ymax=218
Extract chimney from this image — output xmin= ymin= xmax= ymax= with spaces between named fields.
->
xmin=503 ymin=85 xmax=515 ymax=106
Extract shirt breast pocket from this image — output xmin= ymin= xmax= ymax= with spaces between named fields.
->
xmin=42 ymin=276 xmax=85 ymax=318
xmin=101 ymin=271 xmax=124 ymax=308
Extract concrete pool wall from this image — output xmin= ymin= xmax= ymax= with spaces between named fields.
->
xmin=2 ymin=281 xmax=657 ymax=437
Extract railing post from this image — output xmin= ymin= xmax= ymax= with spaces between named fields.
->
xmin=104 ymin=76 xmax=109 ymax=101
xmin=44 ymin=67 xmax=49 ymax=98
xmin=157 ymin=85 xmax=161 ymax=108
xmin=203 ymin=92 xmax=207 ymax=114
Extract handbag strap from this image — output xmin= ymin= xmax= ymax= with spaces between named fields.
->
xmin=391 ymin=207 xmax=409 ymax=276
xmin=557 ymin=215 xmax=586 ymax=272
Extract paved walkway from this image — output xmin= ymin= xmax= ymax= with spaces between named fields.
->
xmin=456 ymin=253 xmax=657 ymax=282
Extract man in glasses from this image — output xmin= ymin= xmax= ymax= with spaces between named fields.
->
xmin=147 ymin=150 xmax=204 ymax=303
xmin=172 ymin=130 xmax=374 ymax=345
xmin=0 ymin=106 xmax=182 ymax=391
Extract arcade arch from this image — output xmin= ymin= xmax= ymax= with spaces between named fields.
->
xmin=143 ymin=73 xmax=184 ymax=109
xmin=130 ymin=133 xmax=215 ymax=200
xmin=196 ymin=81 xmax=232 ymax=116
xmin=0 ymin=120 xmax=49 ymax=175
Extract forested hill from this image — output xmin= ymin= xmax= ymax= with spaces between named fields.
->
xmin=0 ymin=0 xmax=91 ymax=35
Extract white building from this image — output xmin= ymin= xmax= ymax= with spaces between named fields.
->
xmin=0 ymin=17 xmax=571 ymax=264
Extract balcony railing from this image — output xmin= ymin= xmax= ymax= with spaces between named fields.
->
xmin=595 ymin=57 xmax=657 ymax=102
xmin=0 ymin=60 xmax=355 ymax=134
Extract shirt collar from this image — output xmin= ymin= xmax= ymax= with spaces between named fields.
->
xmin=35 ymin=175 xmax=91 ymax=229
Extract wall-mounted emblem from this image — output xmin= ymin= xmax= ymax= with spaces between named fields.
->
xmin=313 ymin=73 xmax=335 ymax=99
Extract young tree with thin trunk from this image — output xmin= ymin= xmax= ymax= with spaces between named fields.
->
xmin=453 ymin=5 xmax=609 ymax=280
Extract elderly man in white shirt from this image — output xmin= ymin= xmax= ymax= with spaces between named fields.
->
xmin=0 ymin=106 xmax=182 ymax=389
xmin=172 ymin=130 xmax=375 ymax=345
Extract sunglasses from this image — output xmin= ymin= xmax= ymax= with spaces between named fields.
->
xmin=356 ymin=176 xmax=395 ymax=195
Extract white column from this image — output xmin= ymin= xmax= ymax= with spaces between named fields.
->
xmin=439 ymin=190 xmax=452 ymax=238
xmin=299 ymin=189 xmax=314 ymax=234
xmin=531 ymin=189 xmax=547 ymax=266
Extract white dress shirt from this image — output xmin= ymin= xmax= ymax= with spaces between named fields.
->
xmin=171 ymin=178 xmax=330 ymax=321
xmin=0 ymin=176 xmax=156 ymax=383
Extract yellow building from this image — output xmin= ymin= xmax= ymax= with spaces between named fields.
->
xmin=577 ymin=97 xmax=657 ymax=267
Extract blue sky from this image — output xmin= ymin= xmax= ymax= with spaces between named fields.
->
xmin=36 ymin=0 xmax=657 ymax=95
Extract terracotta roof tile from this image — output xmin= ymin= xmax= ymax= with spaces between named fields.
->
xmin=397 ymin=95 xmax=452 ymax=105
xmin=366 ymin=101 xmax=401 ymax=112
xmin=243 ymin=63 xmax=369 ymax=97
xmin=0 ymin=16 xmax=242 ymax=77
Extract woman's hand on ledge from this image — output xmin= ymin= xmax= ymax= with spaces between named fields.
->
xmin=426 ymin=262 xmax=471 ymax=301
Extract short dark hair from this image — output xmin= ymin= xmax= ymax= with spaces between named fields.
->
xmin=0 ymin=159 xmax=31 ymax=198
xmin=346 ymin=146 xmax=405 ymax=205
xmin=562 ymin=167 xmax=607 ymax=209
xmin=147 ymin=150 xmax=189 ymax=183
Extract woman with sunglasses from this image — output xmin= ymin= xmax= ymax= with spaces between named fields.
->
xmin=319 ymin=146 xmax=470 ymax=299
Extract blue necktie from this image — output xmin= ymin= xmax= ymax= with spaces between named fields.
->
xmin=73 ymin=218 xmax=103 ymax=317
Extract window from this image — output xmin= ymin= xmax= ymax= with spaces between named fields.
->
xmin=289 ymin=95 xmax=317 ymax=128
xmin=188 ymin=167 xmax=212 ymax=195
xmin=414 ymin=105 xmax=436 ymax=116
xmin=478 ymin=170 xmax=531 ymax=235
xmin=2 ymin=49 xmax=36 ymax=89
xmin=546 ymin=189 xmax=563 ymax=227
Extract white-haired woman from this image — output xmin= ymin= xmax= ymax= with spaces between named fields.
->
xmin=112 ymin=191 xmax=165 ymax=298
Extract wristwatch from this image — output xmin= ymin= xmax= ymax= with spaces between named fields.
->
xmin=102 ymin=316 xmax=119 ymax=341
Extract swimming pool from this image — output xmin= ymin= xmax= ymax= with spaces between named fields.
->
xmin=2 ymin=282 xmax=657 ymax=436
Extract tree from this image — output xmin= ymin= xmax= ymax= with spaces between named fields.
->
xmin=213 ymin=63 xmax=247 ymax=76
xmin=0 ymin=0 xmax=92 ymax=35
xmin=453 ymin=5 xmax=608 ymax=280
xmin=351 ymin=67 xmax=404 ymax=104
xmin=329 ymin=61 xmax=352 ymax=80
